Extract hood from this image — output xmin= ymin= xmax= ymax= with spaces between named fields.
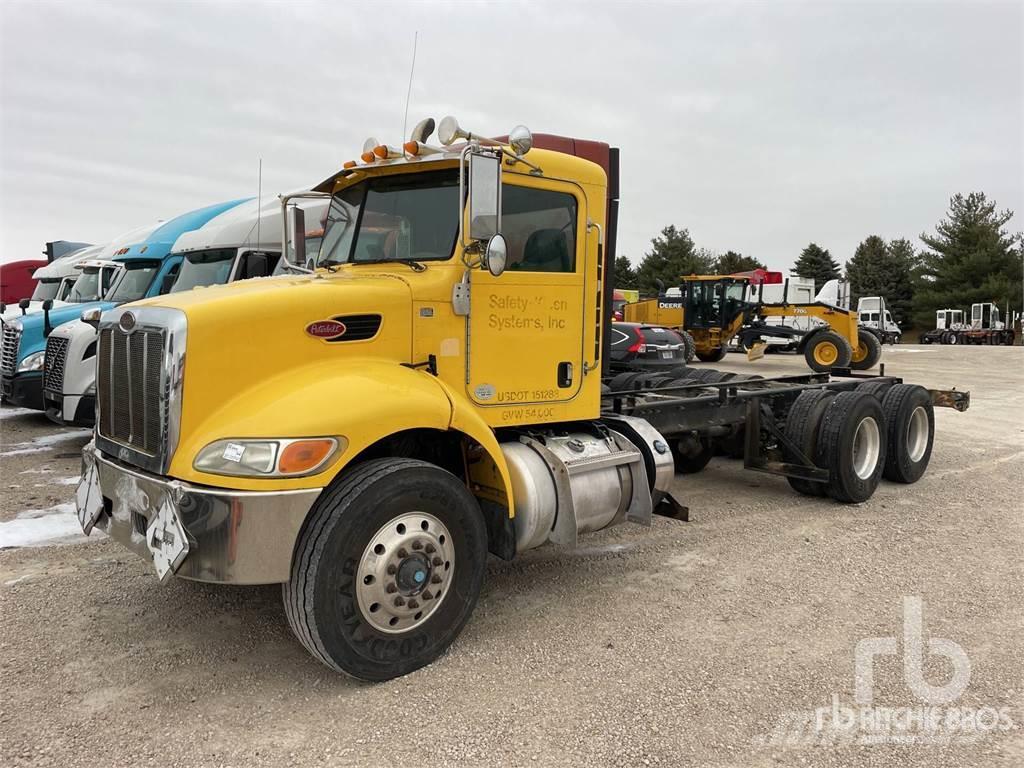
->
xmin=128 ymin=271 xmax=415 ymax=419
xmin=9 ymin=301 xmax=115 ymax=362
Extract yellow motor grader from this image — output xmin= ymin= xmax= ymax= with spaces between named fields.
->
xmin=623 ymin=271 xmax=881 ymax=372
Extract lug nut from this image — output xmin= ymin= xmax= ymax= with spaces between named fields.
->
xmin=412 ymin=541 xmax=423 ymax=551
xmin=398 ymin=548 xmax=408 ymax=559
xmin=422 ymin=590 xmax=433 ymax=600
xmin=431 ymin=556 xmax=443 ymax=566
xmin=386 ymin=564 xmax=397 ymax=575
xmin=394 ymin=596 xmax=405 ymax=607
xmin=431 ymin=574 xmax=442 ymax=584
xmin=408 ymin=600 xmax=419 ymax=609
xmin=386 ymin=583 xmax=397 ymax=594
xmin=425 ymin=544 xmax=435 ymax=554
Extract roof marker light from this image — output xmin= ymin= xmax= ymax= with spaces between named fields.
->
xmin=343 ymin=160 xmax=357 ymax=169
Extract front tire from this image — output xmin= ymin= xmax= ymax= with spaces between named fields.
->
xmin=283 ymin=458 xmax=488 ymax=681
xmin=804 ymin=330 xmax=853 ymax=372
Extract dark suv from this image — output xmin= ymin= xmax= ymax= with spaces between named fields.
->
xmin=609 ymin=322 xmax=688 ymax=371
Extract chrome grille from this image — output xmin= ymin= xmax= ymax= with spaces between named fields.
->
xmin=97 ymin=326 xmax=166 ymax=456
xmin=43 ymin=336 xmax=70 ymax=393
xmin=1 ymin=324 xmax=21 ymax=376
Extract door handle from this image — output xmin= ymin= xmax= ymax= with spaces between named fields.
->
xmin=557 ymin=361 xmax=573 ymax=388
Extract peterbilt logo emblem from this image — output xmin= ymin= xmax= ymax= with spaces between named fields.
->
xmin=305 ymin=320 xmax=347 ymax=339
xmin=119 ymin=312 xmax=137 ymax=332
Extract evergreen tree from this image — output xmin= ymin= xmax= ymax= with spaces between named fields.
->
xmin=635 ymin=225 xmax=714 ymax=294
xmin=845 ymin=235 xmax=917 ymax=327
xmin=914 ymin=192 xmax=1022 ymax=329
xmin=793 ymin=243 xmax=841 ymax=289
xmin=613 ymin=254 xmax=637 ymax=289
xmin=714 ymin=250 xmax=767 ymax=274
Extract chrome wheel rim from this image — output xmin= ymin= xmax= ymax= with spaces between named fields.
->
xmin=356 ymin=512 xmax=454 ymax=634
xmin=906 ymin=406 xmax=928 ymax=463
xmin=852 ymin=416 xmax=881 ymax=480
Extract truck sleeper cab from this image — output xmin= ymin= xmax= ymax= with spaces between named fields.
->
xmin=44 ymin=196 xmax=320 ymax=426
xmin=1 ymin=245 xmax=104 ymax=323
xmin=3 ymin=201 xmax=249 ymax=411
xmin=76 ymin=117 xmax=964 ymax=682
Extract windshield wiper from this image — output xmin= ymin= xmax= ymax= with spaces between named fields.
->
xmin=359 ymin=258 xmax=426 ymax=273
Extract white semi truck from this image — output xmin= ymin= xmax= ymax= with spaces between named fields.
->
xmin=43 ymin=198 xmax=325 ymax=425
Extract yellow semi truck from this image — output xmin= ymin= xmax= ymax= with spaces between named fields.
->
xmin=75 ymin=117 xmax=967 ymax=680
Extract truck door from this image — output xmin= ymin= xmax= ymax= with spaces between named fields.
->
xmin=467 ymin=178 xmax=586 ymax=408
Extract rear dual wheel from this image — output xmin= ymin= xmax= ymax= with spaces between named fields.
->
xmin=850 ymin=328 xmax=883 ymax=370
xmin=284 ymin=458 xmax=487 ymax=681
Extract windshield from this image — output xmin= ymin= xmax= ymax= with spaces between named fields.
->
xmin=67 ymin=269 xmax=105 ymax=302
xmin=172 ymin=249 xmax=235 ymax=292
xmin=106 ymin=262 xmax=160 ymax=302
xmin=319 ymin=169 xmax=459 ymax=266
xmin=30 ymin=278 xmax=62 ymax=301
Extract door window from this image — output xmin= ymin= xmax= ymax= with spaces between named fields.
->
xmin=502 ymin=186 xmax=577 ymax=273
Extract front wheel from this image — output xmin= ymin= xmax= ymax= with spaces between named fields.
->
xmin=803 ymin=330 xmax=853 ymax=372
xmin=283 ymin=458 xmax=488 ymax=681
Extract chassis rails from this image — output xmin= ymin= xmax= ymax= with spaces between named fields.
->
xmin=601 ymin=366 xmax=969 ymax=502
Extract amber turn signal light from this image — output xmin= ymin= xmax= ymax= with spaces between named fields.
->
xmin=277 ymin=439 xmax=338 ymax=475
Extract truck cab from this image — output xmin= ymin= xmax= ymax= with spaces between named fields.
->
xmin=1 ymin=245 xmax=104 ymax=322
xmin=1 ymin=200 xmax=248 ymax=410
xmin=970 ymin=302 xmax=1003 ymax=330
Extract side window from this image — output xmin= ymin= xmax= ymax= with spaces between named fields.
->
xmin=502 ymin=185 xmax=577 ymax=273
xmin=238 ymin=251 xmax=271 ymax=279
xmin=159 ymin=263 xmax=181 ymax=294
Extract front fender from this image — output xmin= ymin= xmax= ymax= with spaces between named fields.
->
xmin=171 ymin=359 xmax=515 ymax=511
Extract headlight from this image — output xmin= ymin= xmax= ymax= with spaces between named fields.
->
xmin=17 ymin=351 xmax=45 ymax=373
xmin=194 ymin=437 xmax=342 ymax=478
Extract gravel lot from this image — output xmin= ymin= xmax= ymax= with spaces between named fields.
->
xmin=1 ymin=345 xmax=1022 ymax=767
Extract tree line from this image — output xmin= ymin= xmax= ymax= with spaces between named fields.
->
xmin=615 ymin=192 xmax=1023 ymax=329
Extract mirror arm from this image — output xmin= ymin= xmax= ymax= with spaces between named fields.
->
xmin=501 ymin=148 xmax=543 ymax=175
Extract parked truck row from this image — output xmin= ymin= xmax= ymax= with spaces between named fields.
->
xmin=43 ymin=116 xmax=968 ymax=682
xmin=918 ymin=305 xmax=1015 ymax=345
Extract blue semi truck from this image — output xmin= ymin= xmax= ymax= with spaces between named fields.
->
xmin=1 ymin=199 xmax=249 ymax=410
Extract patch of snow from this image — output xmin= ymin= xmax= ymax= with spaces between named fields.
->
xmin=4 ymin=575 xmax=31 ymax=587
xmin=0 ymin=502 xmax=101 ymax=549
xmin=18 ymin=467 xmax=55 ymax=475
xmin=0 ymin=407 xmax=39 ymax=420
xmin=34 ymin=476 xmax=80 ymax=487
xmin=0 ymin=429 xmax=91 ymax=457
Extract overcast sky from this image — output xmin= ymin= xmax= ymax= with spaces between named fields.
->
xmin=1 ymin=1 xmax=1021 ymax=272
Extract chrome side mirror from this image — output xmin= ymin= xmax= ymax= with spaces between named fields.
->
xmin=483 ymin=234 xmax=507 ymax=277
xmin=468 ymin=151 xmax=501 ymax=241
xmin=81 ymin=307 xmax=102 ymax=330
xmin=508 ymin=125 xmax=533 ymax=157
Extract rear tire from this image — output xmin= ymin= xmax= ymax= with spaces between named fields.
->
xmin=695 ymin=346 xmax=728 ymax=363
xmin=856 ymin=380 xmax=893 ymax=400
xmin=880 ymin=384 xmax=934 ymax=484
xmin=850 ymin=328 xmax=883 ymax=370
xmin=679 ymin=331 xmax=696 ymax=362
xmin=783 ymin=390 xmax=835 ymax=496
xmin=815 ymin=392 xmax=887 ymax=503
xmin=804 ymin=331 xmax=853 ymax=372
xmin=283 ymin=458 xmax=487 ymax=681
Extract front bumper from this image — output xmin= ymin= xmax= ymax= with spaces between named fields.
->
xmin=79 ymin=442 xmax=321 ymax=584
xmin=44 ymin=390 xmax=95 ymax=427
xmin=1 ymin=371 xmax=43 ymax=409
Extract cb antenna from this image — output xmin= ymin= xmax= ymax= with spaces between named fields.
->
xmin=402 ymin=31 xmax=419 ymax=142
